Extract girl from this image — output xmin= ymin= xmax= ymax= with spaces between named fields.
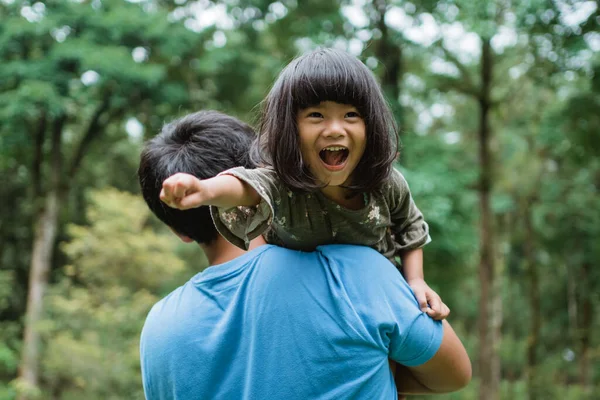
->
xmin=161 ymin=48 xmax=448 ymax=319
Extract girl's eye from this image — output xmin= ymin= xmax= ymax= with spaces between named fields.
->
xmin=346 ymin=111 xmax=361 ymax=118
xmin=307 ymin=112 xmax=323 ymax=118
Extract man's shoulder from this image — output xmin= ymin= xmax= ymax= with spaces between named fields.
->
xmin=317 ymin=245 xmax=396 ymax=272
xmin=253 ymin=245 xmax=390 ymax=272
xmin=143 ymin=281 xmax=190 ymax=324
xmin=251 ymin=244 xmax=319 ymax=264
xmin=253 ymin=244 xmax=397 ymax=277
xmin=317 ymin=244 xmax=417 ymax=305
xmin=140 ymin=283 xmax=190 ymax=355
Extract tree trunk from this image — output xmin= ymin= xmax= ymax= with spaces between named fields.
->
xmin=566 ymin=263 xmax=577 ymax=341
xmin=18 ymin=115 xmax=64 ymax=399
xmin=490 ymin=262 xmax=503 ymax=398
xmin=32 ymin=110 xmax=47 ymax=201
xmin=18 ymin=187 xmax=60 ymax=397
xmin=524 ymin=200 xmax=540 ymax=400
xmin=477 ymin=37 xmax=499 ymax=400
xmin=373 ymin=0 xmax=403 ymax=128
xmin=491 ymin=215 xmax=505 ymax=400
xmin=17 ymin=98 xmax=110 ymax=398
xmin=578 ymin=262 xmax=592 ymax=392
xmin=505 ymin=214 xmax=517 ymax=400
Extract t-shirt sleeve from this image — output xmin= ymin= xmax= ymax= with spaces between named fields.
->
xmin=210 ymin=167 xmax=281 ymax=250
xmin=374 ymin=257 xmax=443 ymax=366
xmin=319 ymin=246 xmax=442 ymax=367
xmin=386 ymin=168 xmax=431 ymax=251
xmin=373 ymin=253 xmax=443 ymax=366
xmin=388 ymin=310 xmax=444 ymax=367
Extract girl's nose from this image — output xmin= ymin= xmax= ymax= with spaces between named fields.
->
xmin=323 ymin=120 xmax=345 ymax=138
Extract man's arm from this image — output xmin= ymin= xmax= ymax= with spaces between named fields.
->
xmin=389 ymin=361 xmax=431 ymax=394
xmin=160 ymin=172 xmax=261 ymax=210
xmin=394 ymin=320 xmax=471 ymax=394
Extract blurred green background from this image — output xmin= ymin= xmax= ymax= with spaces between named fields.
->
xmin=1 ymin=0 xmax=599 ymax=399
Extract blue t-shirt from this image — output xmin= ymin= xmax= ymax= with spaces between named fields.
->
xmin=140 ymin=245 xmax=443 ymax=400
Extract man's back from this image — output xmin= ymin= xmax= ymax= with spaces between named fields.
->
xmin=140 ymin=244 xmax=442 ymax=400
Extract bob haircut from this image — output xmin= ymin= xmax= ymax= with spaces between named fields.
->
xmin=252 ymin=47 xmax=398 ymax=193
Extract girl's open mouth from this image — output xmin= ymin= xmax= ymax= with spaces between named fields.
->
xmin=319 ymin=146 xmax=349 ymax=167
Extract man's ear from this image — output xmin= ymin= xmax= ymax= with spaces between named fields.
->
xmin=169 ymin=227 xmax=194 ymax=243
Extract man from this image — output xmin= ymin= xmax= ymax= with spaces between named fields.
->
xmin=138 ymin=110 xmax=471 ymax=399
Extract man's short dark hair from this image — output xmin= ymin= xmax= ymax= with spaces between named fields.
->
xmin=138 ymin=110 xmax=256 ymax=244
xmin=252 ymin=48 xmax=398 ymax=193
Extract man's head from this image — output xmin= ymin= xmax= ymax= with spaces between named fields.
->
xmin=138 ymin=110 xmax=255 ymax=244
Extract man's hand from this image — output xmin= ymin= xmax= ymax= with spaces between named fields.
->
xmin=160 ymin=173 xmax=209 ymax=210
xmin=407 ymin=278 xmax=450 ymax=320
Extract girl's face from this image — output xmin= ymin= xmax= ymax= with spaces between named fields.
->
xmin=296 ymin=101 xmax=366 ymax=190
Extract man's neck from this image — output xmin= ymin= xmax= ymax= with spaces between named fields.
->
xmin=201 ymin=235 xmax=267 ymax=266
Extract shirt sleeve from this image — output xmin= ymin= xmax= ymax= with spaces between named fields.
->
xmin=369 ymin=248 xmax=443 ymax=366
xmin=385 ymin=168 xmax=431 ymax=252
xmin=319 ymin=245 xmax=443 ymax=367
xmin=388 ymin=310 xmax=444 ymax=367
xmin=210 ymin=167 xmax=281 ymax=250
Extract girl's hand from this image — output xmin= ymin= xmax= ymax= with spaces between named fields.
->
xmin=160 ymin=173 xmax=209 ymax=210
xmin=407 ymin=278 xmax=450 ymax=320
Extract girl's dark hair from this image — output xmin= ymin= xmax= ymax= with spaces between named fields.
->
xmin=252 ymin=48 xmax=398 ymax=193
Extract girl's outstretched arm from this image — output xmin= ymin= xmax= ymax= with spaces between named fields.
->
xmin=160 ymin=172 xmax=261 ymax=210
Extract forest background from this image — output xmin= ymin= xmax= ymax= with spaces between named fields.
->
xmin=1 ymin=0 xmax=599 ymax=399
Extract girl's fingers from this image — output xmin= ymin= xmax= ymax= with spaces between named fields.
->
xmin=426 ymin=307 xmax=442 ymax=319
xmin=178 ymin=192 xmax=206 ymax=209
xmin=428 ymin=303 xmax=451 ymax=320
xmin=442 ymin=304 xmax=451 ymax=318
xmin=427 ymin=294 xmax=442 ymax=314
xmin=159 ymin=188 xmax=177 ymax=208
xmin=172 ymin=176 xmax=191 ymax=198
xmin=414 ymin=290 xmax=429 ymax=313
xmin=161 ymin=173 xmax=201 ymax=208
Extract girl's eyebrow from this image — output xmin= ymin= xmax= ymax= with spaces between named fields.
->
xmin=299 ymin=105 xmax=321 ymax=112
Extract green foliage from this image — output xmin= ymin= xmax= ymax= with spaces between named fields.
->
xmin=0 ymin=318 xmax=20 ymax=398
xmin=1 ymin=0 xmax=599 ymax=397
xmin=398 ymin=131 xmax=479 ymax=306
xmin=39 ymin=189 xmax=187 ymax=399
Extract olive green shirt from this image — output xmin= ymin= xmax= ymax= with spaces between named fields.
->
xmin=210 ymin=167 xmax=430 ymax=263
